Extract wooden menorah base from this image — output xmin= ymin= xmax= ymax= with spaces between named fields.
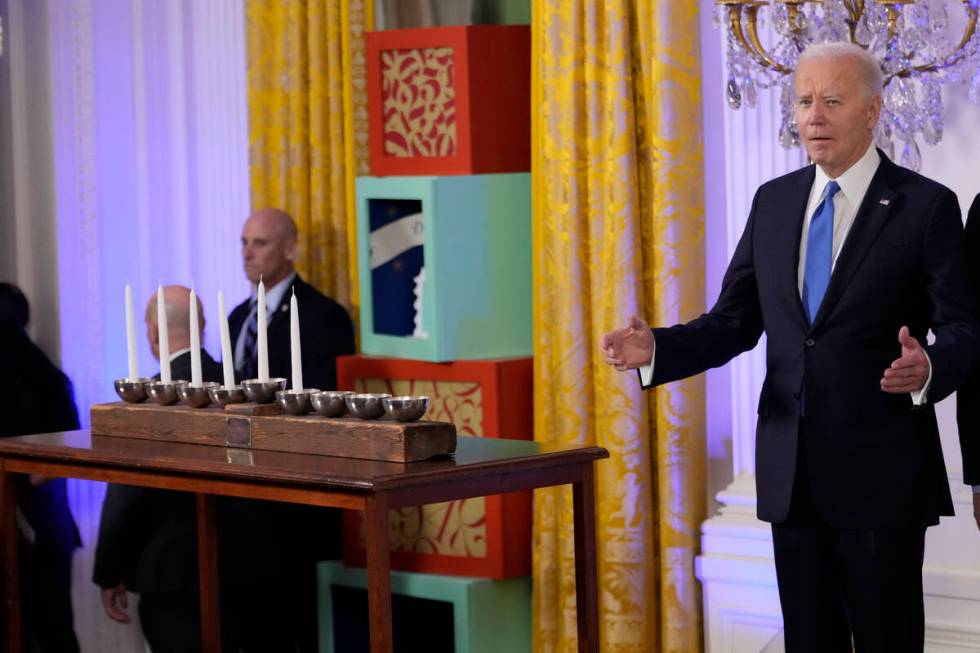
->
xmin=89 ymin=402 xmax=456 ymax=463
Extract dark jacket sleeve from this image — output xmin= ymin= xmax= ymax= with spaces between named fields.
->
xmin=956 ymin=193 xmax=980 ymax=485
xmin=647 ymin=188 xmax=765 ymax=387
xmin=92 ymin=484 xmax=144 ymax=588
xmin=913 ymin=189 xmax=979 ymax=405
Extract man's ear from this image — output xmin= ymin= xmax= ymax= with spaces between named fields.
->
xmin=867 ymin=93 xmax=882 ymax=129
xmin=284 ymin=239 xmax=297 ymax=261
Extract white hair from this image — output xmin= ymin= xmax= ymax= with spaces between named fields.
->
xmin=797 ymin=42 xmax=883 ymax=98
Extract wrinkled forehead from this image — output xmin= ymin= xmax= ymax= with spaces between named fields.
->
xmin=794 ymin=57 xmax=861 ymax=96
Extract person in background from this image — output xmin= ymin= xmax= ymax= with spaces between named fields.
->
xmin=229 ymin=208 xmax=355 ymax=652
xmin=93 ymin=286 xmax=222 ymax=652
xmin=957 ymin=192 xmax=980 ymax=531
xmin=0 ymin=282 xmax=82 ymax=653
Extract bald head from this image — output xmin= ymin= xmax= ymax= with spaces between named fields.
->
xmin=241 ymin=208 xmax=298 ymax=286
xmin=145 ymin=285 xmax=204 ymax=360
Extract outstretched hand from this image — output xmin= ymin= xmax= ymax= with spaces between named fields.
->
xmin=974 ymin=494 xmax=980 ymax=532
xmin=880 ymin=326 xmax=929 ymax=394
xmin=600 ymin=315 xmax=655 ymax=371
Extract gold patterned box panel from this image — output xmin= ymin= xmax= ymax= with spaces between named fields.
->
xmin=354 ymin=377 xmax=485 ymax=557
xmin=380 ymin=47 xmax=457 ymax=158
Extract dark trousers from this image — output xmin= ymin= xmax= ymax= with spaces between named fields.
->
xmin=772 ymin=422 xmax=927 ymax=653
xmin=138 ymin=592 xmax=201 ymax=653
xmin=19 ymin=540 xmax=79 ymax=653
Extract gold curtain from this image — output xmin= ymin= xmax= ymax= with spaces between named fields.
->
xmin=532 ymin=1 xmax=706 ymax=651
xmin=246 ymin=0 xmax=373 ymax=314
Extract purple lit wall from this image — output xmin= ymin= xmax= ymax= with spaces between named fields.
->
xmin=48 ymin=2 xmax=249 ymax=649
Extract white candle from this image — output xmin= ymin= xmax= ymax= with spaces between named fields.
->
xmin=217 ymin=290 xmax=235 ymax=388
xmin=257 ymin=277 xmax=269 ymax=382
xmin=290 ymin=290 xmax=303 ymax=391
xmin=125 ymin=284 xmax=139 ymax=381
xmin=189 ymin=288 xmax=202 ymax=387
xmin=157 ymin=285 xmax=171 ymax=383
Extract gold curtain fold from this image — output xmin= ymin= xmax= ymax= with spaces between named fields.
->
xmin=246 ymin=0 xmax=373 ymax=315
xmin=532 ymin=1 xmax=705 ymax=651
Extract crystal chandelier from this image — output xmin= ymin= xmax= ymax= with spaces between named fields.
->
xmin=715 ymin=0 xmax=980 ymax=171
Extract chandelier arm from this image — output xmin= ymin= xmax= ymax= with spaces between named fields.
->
xmin=840 ymin=0 xmax=871 ymax=47
xmin=884 ymin=1 xmax=979 ymax=82
xmin=722 ymin=3 xmax=795 ymax=74
xmin=743 ymin=5 xmax=795 ymax=73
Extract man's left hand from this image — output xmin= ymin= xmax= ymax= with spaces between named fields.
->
xmin=974 ymin=493 xmax=980 ymax=532
xmin=880 ymin=326 xmax=929 ymax=394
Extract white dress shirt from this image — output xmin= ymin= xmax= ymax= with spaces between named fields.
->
xmin=640 ymin=142 xmax=933 ymax=405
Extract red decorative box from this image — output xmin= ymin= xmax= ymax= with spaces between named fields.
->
xmin=337 ymin=355 xmax=532 ymax=579
xmin=366 ymin=25 xmax=530 ymax=176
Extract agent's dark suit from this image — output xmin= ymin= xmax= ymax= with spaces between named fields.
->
xmin=956 ymin=193 xmax=980 ymax=489
xmin=647 ymin=154 xmax=979 ymax=651
xmin=229 ymin=274 xmax=354 ymax=652
xmin=93 ymin=350 xmax=224 ymax=652
xmin=229 ymin=274 xmax=355 ymax=391
xmin=0 ymin=324 xmax=82 ymax=653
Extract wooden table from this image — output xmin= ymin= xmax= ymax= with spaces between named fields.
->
xmin=0 ymin=430 xmax=608 ymax=652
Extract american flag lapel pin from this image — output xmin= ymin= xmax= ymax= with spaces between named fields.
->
xmin=879 ymin=198 xmax=891 ymax=206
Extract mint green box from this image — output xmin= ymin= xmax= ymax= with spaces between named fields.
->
xmin=356 ymin=174 xmax=531 ymax=362
xmin=317 ymin=560 xmax=531 ymax=653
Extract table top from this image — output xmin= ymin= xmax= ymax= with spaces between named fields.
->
xmin=0 ymin=430 xmax=609 ymax=493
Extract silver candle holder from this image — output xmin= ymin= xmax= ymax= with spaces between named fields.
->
xmin=208 ymin=385 xmax=247 ymax=408
xmin=113 ymin=378 xmax=153 ymax=403
xmin=276 ymin=388 xmax=319 ymax=415
xmin=241 ymin=378 xmax=288 ymax=404
xmin=146 ymin=380 xmax=189 ymax=406
xmin=177 ymin=381 xmax=219 ymax=408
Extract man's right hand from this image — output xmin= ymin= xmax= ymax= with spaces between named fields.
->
xmin=600 ymin=314 xmax=655 ymax=371
xmin=101 ymin=583 xmax=131 ymax=624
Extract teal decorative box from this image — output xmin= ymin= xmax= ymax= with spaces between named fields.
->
xmin=356 ymin=173 xmax=531 ymax=361
xmin=317 ymin=561 xmax=531 ymax=653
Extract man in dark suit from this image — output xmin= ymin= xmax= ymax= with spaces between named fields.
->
xmin=0 ymin=283 xmax=82 ymax=653
xmin=229 ymin=208 xmax=355 ymax=652
xmin=602 ymin=43 xmax=980 ymax=652
xmin=229 ymin=207 xmax=355 ymax=391
xmin=957 ymin=193 xmax=980 ymax=532
xmin=94 ymin=285 xmax=223 ymax=652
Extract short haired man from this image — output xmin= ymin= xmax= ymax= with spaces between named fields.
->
xmin=94 ymin=286 xmax=223 ymax=652
xmin=229 ymin=209 xmax=355 ymax=652
xmin=602 ymin=43 xmax=980 ymax=651
xmin=230 ymin=207 xmax=355 ymax=390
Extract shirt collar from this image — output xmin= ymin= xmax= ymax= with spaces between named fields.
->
xmin=813 ymin=141 xmax=880 ymax=204
xmin=250 ymin=272 xmax=297 ymax=315
xmin=169 ymin=347 xmax=191 ymax=363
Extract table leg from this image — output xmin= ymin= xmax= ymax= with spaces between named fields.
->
xmin=196 ymin=493 xmax=221 ymax=652
xmin=364 ymin=493 xmax=393 ymax=653
xmin=0 ymin=464 xmax=19 ymax=653
xmin=572 ymin=462 xmax=600 ymax=653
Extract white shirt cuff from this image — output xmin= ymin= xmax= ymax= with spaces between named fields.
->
xmin=638 ymin=347 xmax=655 ymax=387
xmin=909 ymin=350 xmax=933 ymax=406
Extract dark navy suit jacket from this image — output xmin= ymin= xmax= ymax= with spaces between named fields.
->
xmin=228 ymin=274 xmax=354 ymax=391
xmin=955 ymin=193 xmax=980 ymax=489
xmin=647 ymin=153 xmax=980 ymax=529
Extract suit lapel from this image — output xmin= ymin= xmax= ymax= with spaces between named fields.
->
xmin=809 ymin=159 xmax=897 ymax=331
xmin=779 ymin=166 xmax=815 ymax=329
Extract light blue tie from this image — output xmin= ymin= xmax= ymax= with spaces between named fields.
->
xmin=802 ymin=180 xmax=840 ymax=324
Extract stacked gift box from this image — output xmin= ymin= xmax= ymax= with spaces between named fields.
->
xmin=320 ymin=24 xmax=533 ymax=652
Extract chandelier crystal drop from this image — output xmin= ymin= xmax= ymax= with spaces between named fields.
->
xmin=716 ymin=0 xmax=980 ymax=171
